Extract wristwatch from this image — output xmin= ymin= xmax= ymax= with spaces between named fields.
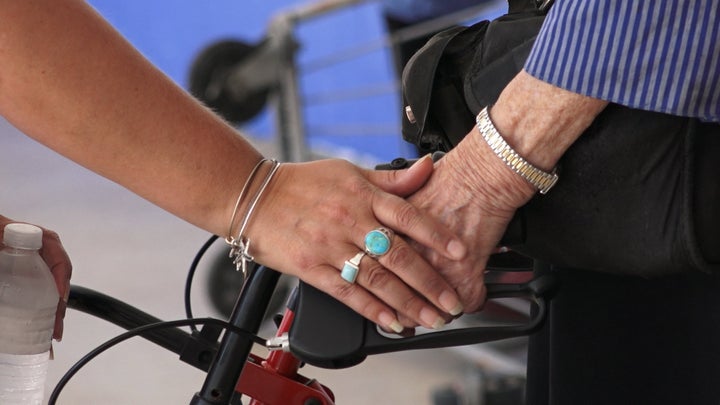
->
xmin=476 ymin=107 xmax=559 ymax=194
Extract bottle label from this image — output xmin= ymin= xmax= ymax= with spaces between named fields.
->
xmin=0 ymin=305 xmax=55 ymax=355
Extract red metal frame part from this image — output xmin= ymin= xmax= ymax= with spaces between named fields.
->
xmin=236 ymin=309 xmax=336 ymax=405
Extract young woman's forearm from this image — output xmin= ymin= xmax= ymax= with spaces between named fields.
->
xmin=0 ymin=0 xmax=472 ymax=332
xmin=0 ymin=0 xmax=259 ymax=235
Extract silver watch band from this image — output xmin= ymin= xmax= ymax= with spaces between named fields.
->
xmin=475 ymin=107 xmax=559 ymax=194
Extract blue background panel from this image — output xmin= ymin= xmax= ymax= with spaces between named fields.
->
xmin=86 ymin=1 xmax=505 ymax=163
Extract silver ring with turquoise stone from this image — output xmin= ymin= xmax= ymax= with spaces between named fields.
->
xmin=341 ymin=252 xmax=366 ymax=284
xmin=364 ymin=227 xmax=394 ymax=258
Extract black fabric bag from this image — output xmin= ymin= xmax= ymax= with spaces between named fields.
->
xmin=400 ymin=2 xmax=720 ymax=277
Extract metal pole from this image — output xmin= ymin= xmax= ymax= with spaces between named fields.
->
xmin=190 ymin=266 xmax=281 ymax=405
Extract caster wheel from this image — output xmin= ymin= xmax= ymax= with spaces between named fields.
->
xmin=205 ymin=250 xmax=295 ymax=321
xmin=431 ymin=387 xmax=461 ymax=405
xmin=188 ymin=39 xmax=270 ymax=124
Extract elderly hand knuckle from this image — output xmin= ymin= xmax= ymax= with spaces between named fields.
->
xmin=429 ymin=229 xmax=446 ymax=246
xmin=458 ymin=281 xmax=485 ymax=311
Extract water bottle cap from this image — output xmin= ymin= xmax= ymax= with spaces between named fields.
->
xmin=3 ymin=223 xmax=43 ymax=250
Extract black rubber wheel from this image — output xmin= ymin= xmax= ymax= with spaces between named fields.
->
xmin=205 ymin=250 xmax=294 ymax=321
xmin=188 ymin=39 xmax=270 ymax=124
xmin=431 ymin=387 xmax=462 ymax=405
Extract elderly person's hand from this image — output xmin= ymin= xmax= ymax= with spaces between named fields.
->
xmin=407 ymin=133 xmax=535 ymax=313
xmin=0 ymin=216 xmax=72 ymax=341
xmin=408 ymin=71 xmax=608 ymax=312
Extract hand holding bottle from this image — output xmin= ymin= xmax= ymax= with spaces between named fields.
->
xmin=0 ymin=221 xmax=70 ymax=404
xmin=0 ymin=216 xmax=72 ymax=341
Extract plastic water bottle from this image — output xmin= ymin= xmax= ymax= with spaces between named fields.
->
xmin=0 ymin=223 xmax=59 ymax=404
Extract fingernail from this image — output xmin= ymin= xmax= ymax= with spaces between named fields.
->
xmin=389 ymin=321 xmax=404 ymax=334
xmin=447 ymin=239 xmax=466 ymax=260
xmin=379 ymin=311 xmax=404 ymax=334
xmin=439 ymin=290 xmax=464 ymax=316
xmin=420 ymin=307 xmax=445 ymax=330
xmin=415 ymin=153 xmax=432 ymax=165
xmin=408 ymin=154 xmax=432 ymax=172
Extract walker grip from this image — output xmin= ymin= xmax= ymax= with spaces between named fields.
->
xmin=288 ymin=274 xmax=555 ymax=369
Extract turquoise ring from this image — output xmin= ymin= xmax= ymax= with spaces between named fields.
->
xmin=341 ymin=252 xmax=365 ymax=284
xmin=364 ymin=227 xmax=393 ymax=258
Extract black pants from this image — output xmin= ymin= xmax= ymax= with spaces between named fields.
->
xmin=524 ymin=119 xmax=720 ymax=404
xmin=525 ymin=266 xmax=720 ymax=405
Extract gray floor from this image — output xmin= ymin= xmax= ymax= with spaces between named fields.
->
xmin=1 ymin=118 xmax=524 ymax=404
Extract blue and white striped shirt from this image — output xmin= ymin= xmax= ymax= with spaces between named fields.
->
xmin=524 ymin=0 xmax=720 ymax=122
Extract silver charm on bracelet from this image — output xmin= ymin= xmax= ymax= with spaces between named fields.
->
xmin=228 ymin=237 xmax=254 ymax=275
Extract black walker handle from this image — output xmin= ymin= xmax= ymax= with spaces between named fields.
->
xmin=288 ymin=273 xmax=556 ymax=369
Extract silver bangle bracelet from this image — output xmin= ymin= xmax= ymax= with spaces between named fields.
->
xmin=476 ymin=107 xmax=559 ymax=194
xmin=227 ymin=159 xmax=282 ymax=275
xmin=226 ymin=158 xmax=269 ymax=242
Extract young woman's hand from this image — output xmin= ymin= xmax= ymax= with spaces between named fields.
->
xmin=243 ymin=156 xmax=467 ymax=333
